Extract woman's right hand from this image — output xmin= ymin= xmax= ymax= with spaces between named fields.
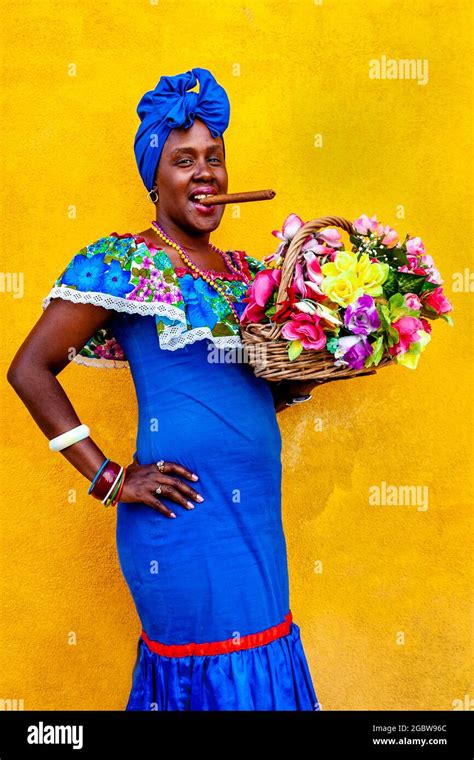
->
xmin=119 ymin=459 xmax=204 ymax=518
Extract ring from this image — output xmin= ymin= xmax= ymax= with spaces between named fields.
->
xmin=155 ymin=485 xmax=162 ymax=495
xmin=156 ymin=460 xmax=165 ymax=472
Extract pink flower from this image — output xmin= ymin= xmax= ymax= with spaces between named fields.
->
xmin=420 ymin=317 xmax=432 ymax=334
xmin=422 ymin=286 xmax=452 ymax=315
xmin=272 ymin=213 xmax=305 ymax=243
xmin=266 ymin=214 xmax=308 ymax=265
xmin=407 ymin=254 xmax=420 ymax=270
xmin=292 ymin=251 xmax=325 ymax=299
xmin=293 ymin=260 xmax=310 ymax=298
xmin=406 ymin=236 xmax=426 ymax=256
xmin=301 ymin=239 xmax=329 ymax=256
xmin=240 ymin=268 xmax=281 ymax=324
xmin=354 ymin=214 xmax=379 ymax=235
xmin=300 ymin=238 xmax=338 ymax=262
xmin=281 ymin=311 xmax=327 ymax=350
xmin=353 ymin=215 xmax=399 ymax=247
xmin=421 ymin=254 xmax=443 ymax=285
xmin=398 ymin=264 xmax=427 ymax=277
xmin=389 ymin=316 xmax=423 ymax=356
xmin=404 ymin=293 xmax=421 ymax=311
xmin=380 ymin=225 xmax=399 ymax=248
xmin=315 ymin=228 xmax=343 ymax=249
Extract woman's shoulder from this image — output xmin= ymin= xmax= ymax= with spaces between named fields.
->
xmin=44 ymin=231 xmax=181 ymax=310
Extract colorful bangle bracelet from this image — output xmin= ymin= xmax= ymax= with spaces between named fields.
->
xmin=104 ymin=467 xmax=127 ymax=508
xmin=113 ymin=467 xmax=127 ymax=505
xmin=103 ymin=467 xmax=124 ymax=505
xmin=102 ymin=467 xmax=124 ymax=505
xmin=105 ymin=468 xmax=126 ymax=508
xmin=88 ymin=458 xmax=111 ymax=494
xmin=89 ymin=461 xmax=122 ymax=501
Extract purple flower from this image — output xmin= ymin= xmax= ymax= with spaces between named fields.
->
xmin=334 ymin=335 xmax=373 ymax=370
xmin=344 ymin=294 xmax=380 ymax=335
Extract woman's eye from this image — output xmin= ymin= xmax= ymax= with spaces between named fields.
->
xmin=177 ymin=157 xmax=221 ymax=165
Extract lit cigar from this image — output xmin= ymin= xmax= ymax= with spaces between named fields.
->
xmin=199 ymin=189 xmax=276 ymax=206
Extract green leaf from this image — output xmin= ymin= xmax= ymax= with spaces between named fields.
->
xmin=388 ymin=293 xmax=420 ymax=321
xmin=265 ymin=305 xmax=277 ymax=318
xmin=420 ymin=279 xmax=439 ymax=293
xmin=390 ymin=246 xmax=409 ymax=267
xmin=377 ymin=304 xmax=391 ymax=329
xmin=365 ymin=335 xmax=385 ymax=368
xmin=372 ymin=335 xmax=385 ymax=365
xmin=396 ymin=272 xmax=428 ymax=295
xmin=288 ymin=339 xmax=303 ymax=361
xmin=440 ymin=312 xmax=454 ymax=326
xmin=381 ymin=268 xmax=398 ymax=297
xmin=388 ymin=293 xmax=405 ymax=311
xmin=387 ymin=325 xmax=400 ymax=347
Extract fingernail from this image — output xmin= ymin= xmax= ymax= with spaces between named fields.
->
xmin=196 ymin=495 xmax=204 ymax=502
xmin=191 ymin=474 xmax=199 ymax=481
xmin=170 ymin=512 xmax=176 ymax=518
xmin=186 ymin=501 xmax=195 ymax=509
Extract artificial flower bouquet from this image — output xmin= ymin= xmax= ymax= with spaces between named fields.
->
xmin=239 ymin=213 xmax=453 ymax=381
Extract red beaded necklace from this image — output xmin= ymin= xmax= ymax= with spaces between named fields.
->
xmin=150 ymin=221 xmax=250 ymax=322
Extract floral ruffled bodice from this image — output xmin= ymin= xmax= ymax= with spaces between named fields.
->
xmin=42 ymin=232 xmax=266 ymax=368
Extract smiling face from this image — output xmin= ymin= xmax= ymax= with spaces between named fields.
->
xmin=154 ymin=118 xmax=228 ymax=236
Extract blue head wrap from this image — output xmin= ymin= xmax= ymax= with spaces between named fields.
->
xmin=134 ymin=67 xmax=230 ymax=192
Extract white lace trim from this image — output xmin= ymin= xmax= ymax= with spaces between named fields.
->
xmin=159 ymin=325 xmax=243 ymax=351
xmin=72 ymin=354 xmax=130 ymax=369
xmin=42 ymin=287 xmax=188 ymax=323
xmin=42 ymin=286 xmax=244 ymax=362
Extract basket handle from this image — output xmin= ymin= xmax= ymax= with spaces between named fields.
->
xmin=267 ymin=216 xmax=355 ymax=340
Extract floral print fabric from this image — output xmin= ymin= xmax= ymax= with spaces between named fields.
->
xmin=42 ymin=233 xmax=266 ymax=368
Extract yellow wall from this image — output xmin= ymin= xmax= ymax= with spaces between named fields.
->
xmin=1 ymin=0 xmax=472 ymax=710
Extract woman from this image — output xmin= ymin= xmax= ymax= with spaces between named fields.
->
xmin=7 ymin=68 xmax=324 ymax=711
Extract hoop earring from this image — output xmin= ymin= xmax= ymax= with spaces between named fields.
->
xmin=148 ymin=186 xmax=159 ymax=203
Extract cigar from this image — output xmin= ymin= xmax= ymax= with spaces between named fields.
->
xmin=199 ymin=189 xmax=276 ymax=206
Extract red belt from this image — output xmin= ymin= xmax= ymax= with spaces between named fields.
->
xmin=141 ymin=611 xmax=293 ymax=658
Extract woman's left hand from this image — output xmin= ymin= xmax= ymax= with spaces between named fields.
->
xmin=288 ymin=368 xmax=377 ymax=395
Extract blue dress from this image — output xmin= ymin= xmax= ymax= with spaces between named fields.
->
xmin=43 ymin=232 xmax=322 ymax=711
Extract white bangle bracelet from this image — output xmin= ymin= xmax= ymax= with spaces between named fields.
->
xmin=49 ymin=424 xmax=91 ymax=452
xmin=101 ymin=467 xmax=123 ymax=504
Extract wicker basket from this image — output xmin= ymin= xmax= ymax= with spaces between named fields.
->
xmin=240 ymin=215 xmax=395 ymax=382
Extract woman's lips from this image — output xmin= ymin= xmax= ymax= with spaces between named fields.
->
xmin=189 ymin=198 xmax=217 ymax=215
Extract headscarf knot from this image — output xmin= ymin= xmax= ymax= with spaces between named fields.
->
xmin=134 ymin=67 xmax=230 ymax=192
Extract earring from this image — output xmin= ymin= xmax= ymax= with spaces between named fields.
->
xmin=148 ymin=185 xmax=159 ymax=203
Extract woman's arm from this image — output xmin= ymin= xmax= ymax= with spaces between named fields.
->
xmin=270 ymin=372 xmax=377 ymax=413
xmin=6 ymin=299 xmax=115 ymax=480
xmin=270 ymin=379 xmax=317 ymax=414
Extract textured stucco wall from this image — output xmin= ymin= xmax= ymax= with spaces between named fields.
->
xmin=1 ymin=0 xmax=472 ymax=710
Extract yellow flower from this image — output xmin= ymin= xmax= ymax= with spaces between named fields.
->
xmin=321 ymin=271 xmax=364 ymax=307
xmin=355 ymin=252 xmax=371 ymax=277
xmin=357 ymin=261 xmax=389 ymax=296
xmin=321 ymin=250 xmax=358 ymax=278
